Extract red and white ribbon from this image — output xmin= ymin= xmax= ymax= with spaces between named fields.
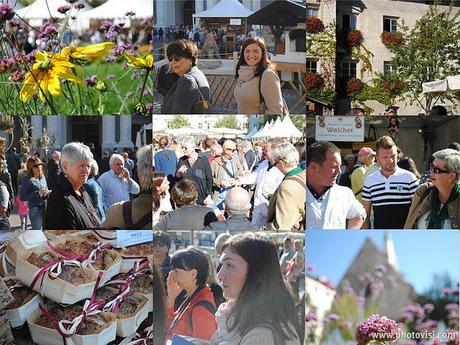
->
xmin=82 ymin=242 xmax=113 ymax=267
xmin=102 ymin=284 xmax=132 ymax=313
xmin=57 ymin=298 xmax=105 ymax=336
xmin=126 ymin=326 xmax=153 ymax=345
xmin=30 ymin=258 xmax=82 ymax=289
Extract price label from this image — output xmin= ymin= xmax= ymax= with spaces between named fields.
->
xmin=116 ymin=230 xmax=153 ymax=247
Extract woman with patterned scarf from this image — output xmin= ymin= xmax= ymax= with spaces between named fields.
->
xmin=405 ymin=149 xmax=460 ymax=229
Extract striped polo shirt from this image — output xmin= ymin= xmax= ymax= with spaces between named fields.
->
xmin=363 ymin=167 xmax=419 ymax=229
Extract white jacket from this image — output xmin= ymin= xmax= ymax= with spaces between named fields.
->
xmin=307 ymin=184 xmax=366 ymax=229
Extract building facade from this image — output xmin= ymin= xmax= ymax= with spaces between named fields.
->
xmin=336 ymin=0 xmax=458 ymax=114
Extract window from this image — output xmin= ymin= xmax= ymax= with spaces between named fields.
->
xmin=306 ymin=59 xmax=318 ymax=73
xmin=383 ymin=17 xmax=398 ymax=32
xmin=339 ymin=61 xmax=357 ymax=78
xmin=342 ymin=14 xmax=357 ymax=29
xmin=383 ymin=61 xmax=394 ymax=75
xmin=307 ymin=6 xmax=319 ymax=17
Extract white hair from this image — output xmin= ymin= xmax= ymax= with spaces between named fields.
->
xmin=224 ymin=186 xmax=251 ymax=215
xmin=271 ymin=142 xmax=299 ymax=168
xmin=433 ymin=148 xmax=460 ymax=178
xmin=109 ymin=154 xmax=124 ymax=167
xmin=61 ymin=142 xmax=93 ymax=167
xmin=181 ymin=137 xmax=197 ymax=150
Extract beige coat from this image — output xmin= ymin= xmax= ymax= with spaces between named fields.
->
xmin=234 ymin=69 xmax=283 ymax=114
xmin=100 ymin=193 xmax=152 ymax=229
xmin=404 ymin=182 xmax=459 ymax=229
xmin=267 ymin=171 xmax=306 ymax=231
xmin=210 ymin=157 xmax=245 ymax=202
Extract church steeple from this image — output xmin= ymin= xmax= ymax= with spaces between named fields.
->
xmin=384 ymin=231 xmax=398 ymax=271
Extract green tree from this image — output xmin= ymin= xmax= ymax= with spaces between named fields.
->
xmin=214 ymin=115 xmax=239 ymax=129
xmin=168 ymin=115 xmax=190 ymax=129
xmin=389 ymin=1 xmax=460 ymax=113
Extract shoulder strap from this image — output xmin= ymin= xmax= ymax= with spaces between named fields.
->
xmin=188 ymin=300 xmax=217 ymax=333
xmin=122 ymin=201 xmax=133 ymax=229
xmin=258 ymin=73 xmax=265 ymax=105
xmin=132 ymin=212 xmax=152 ymax=229
xmin=286 ymin=175 xmax=306 ymax=189
xmin=220 ymin=157 xmax=234 ymax=179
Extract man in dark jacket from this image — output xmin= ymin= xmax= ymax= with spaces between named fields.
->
xmin=6 ymin=148 xmax=21 ymax=195
xmin=46 ymin=151 xmax=61 ymax=192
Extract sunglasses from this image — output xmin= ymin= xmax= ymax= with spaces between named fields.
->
xmin=430 ymin=164 xmax=451 ymax=174
xmin=153 ymin=241 xmax=167 ymax=247
xmin=168 ymin=55 xmax=182 ymax=62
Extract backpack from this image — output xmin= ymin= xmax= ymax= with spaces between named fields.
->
xmin=122 ymin=201 xmax=151 ymax=229
xmin=188 ymin=300 xmax=217 ymax=333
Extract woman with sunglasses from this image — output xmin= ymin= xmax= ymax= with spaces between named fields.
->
xmin=405 ymin=148 xmax=460 ymax=229
xmin=234 ymin=37 xmax=284 ymax=114
xmin=166 ymin=247 xmax=218 ymax=341
xmin=19 ymin=156 xmax=50 ymax=229
xmin=161 ymin=39 xmax=210 ymax=114
xmin=210 ymin=233 xmax=301 ymax=345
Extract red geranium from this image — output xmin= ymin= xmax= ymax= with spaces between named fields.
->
xmin=346 ymin=78 xmax=364 ymax=97
xmin=307 ymin=16 xmax=325 ymax=34
xmin=347 ymin=29 xmax=363 ymax=47
xmin=381 ymin=31 xmax=404 ymax=49
xmin=304 ymin=72 xmax=324 ymax=91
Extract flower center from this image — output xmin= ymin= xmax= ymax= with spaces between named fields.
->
xmin=38 ymin=60 xmax=50 ymax=71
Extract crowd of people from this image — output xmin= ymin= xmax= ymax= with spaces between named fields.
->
xmin=152 ymin=135 xmax=306 ymax=231
xmin=156 ymin=37 xmax=286 ymax=114
xmin=306 ymin=136 xmax=460 ymax=229
xmin=0 ymin=143 xmax=153 ymax=230
xmin=153 ymin=231 xmax=304 ymax=345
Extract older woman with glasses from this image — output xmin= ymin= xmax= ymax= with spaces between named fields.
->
xmin=405 ymin=149 xmax=460 ymax=229
xmin=160 ymin=39 xmax=210 ymax=114
xmin=44 ymin=142 xmax=101 ymax=230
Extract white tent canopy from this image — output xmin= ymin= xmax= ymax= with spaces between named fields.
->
xmin=79 ymin=0 xmax=153 ymax=20
xmin=252 ymin=120 xmax=273 ymax=138
xmin=194 ymin=0 xmax=253 ymax=18
xmin=15 ymin=0 xmax=92 ymax=20
xmin=422 ymin=74 xmax=460 ymax=94
xmin=245 ymin=126 xmax=258 ymax=139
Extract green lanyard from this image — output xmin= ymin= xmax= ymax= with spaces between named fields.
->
xmin=284 ymin=166 xmax=304 ymax=180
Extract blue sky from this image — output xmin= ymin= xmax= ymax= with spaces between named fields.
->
xmin=307 ymin=230 xmax=459 ymax=294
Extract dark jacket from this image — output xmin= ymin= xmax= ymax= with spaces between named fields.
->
xmin=176 ymin=155 xmax=213 ymax=205
xmin=204 ymin=214 xmax=257 ymax=231
xmin=46 ymin=159 xmax=61 ymax=192
xmin=156 ymin=64 xmax=179 ymax=97
xmin=0 ymin=171 xmax=14 ymax=203
xmin=153 ymin=205 xmax=218 ymax=230
xmin=161 ymin=66 xmax=210 ymax=114
xmin=45 ymin=173 xmax=101 ymax=230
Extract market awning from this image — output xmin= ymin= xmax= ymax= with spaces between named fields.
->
xmin=247 ymin=0 xmax=305 ymax=25
xmin=422 ymin=75 xmax=460 ymax=94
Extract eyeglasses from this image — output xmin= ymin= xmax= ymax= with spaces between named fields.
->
xmin=430 ymin=164 xmax=451 ymax=174
xmin=168 ymin=55 xmax=182 ymax=62
xmin=153 ymin=241 xmax=167 ymax=247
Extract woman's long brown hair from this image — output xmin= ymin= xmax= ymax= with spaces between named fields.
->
xmin=153 ymin=171 xmax=167 ymax=211
xmin=235 ymin=37 xmax=274 ymax=79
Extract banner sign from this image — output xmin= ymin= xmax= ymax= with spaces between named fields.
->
xmin=315 ymin=116 xmax=364 ymax=142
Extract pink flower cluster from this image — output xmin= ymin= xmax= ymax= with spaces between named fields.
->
xmin=0 ymin=4 xmax=14 ymax=22
xmin=354 ymin=314 xmax=399 ymax=345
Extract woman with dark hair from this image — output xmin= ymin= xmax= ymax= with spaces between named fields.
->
xmin=234 ymin=37 xmax=284 ymax=114
xmin=211 ymin=233 xmax=301 ymax=345
xmin=166 ymin=247 xmax=218 ymax=341
xmin=152 ymin=171 xmax=172 ymax=226
xmin=161 ymin=39 xmax=210 ymax=114
xmin=153 ymin=257 xmax=167 ymax=345
xmin=398 ymin=156 xmax=421 ymax=180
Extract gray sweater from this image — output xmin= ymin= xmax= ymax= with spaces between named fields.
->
xmin=161 ymin=66 xmax=210 ymax=114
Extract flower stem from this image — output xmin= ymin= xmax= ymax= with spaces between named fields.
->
xmin=138 ymin=69 xmax=150 ymax=104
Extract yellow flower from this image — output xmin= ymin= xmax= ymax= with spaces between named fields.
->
xmin=124 ymin=53 xmax=153 ymax=69
xmin=20 ymin=51 xmax=82 ymax=102
xmin=61 ymin=42 xmax=115 ymax=60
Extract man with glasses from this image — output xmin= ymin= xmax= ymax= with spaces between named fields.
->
xmin=362 ymin=136 xmax=419 ymax=229
xmin=210 ymin=139 xmax=245 ymax=210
